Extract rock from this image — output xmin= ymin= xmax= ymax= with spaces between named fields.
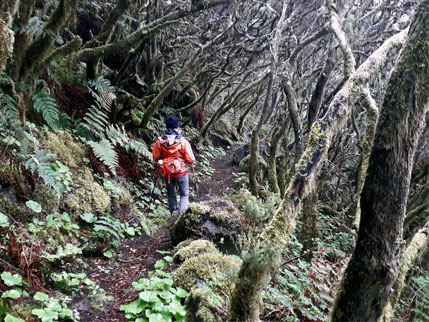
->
xmin=232 ymin=141 xmax=270 ymax=165
xmin=172 ymin=251 xmax=241 ymax=322
xmin=170 ymin=201 xmax=241 ymax=254
xmin=173 ymin=239 xmax=220 ymax=263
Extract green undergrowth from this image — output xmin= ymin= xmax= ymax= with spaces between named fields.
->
xmin=120 ymin=253 xmax=189 ymax=322
xmin=0 ymin=107 xmax=172 ymax=321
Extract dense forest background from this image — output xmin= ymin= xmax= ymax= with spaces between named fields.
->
xmin=0 ymin=0 xmax=428 ymax=321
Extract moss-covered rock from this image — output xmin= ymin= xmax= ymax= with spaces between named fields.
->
xmin=41 ymin=130 xmax=86 ymax=168
xmin=172 ymin=252 xmax=241 ymax=293
xmin=186 ymin=286 xmax=223 ymax=322
xmin=172 ymin=250 xmax=241 ymax=321
xmin=170 ymin=202 xmax=241 ymax=254
xmin=31 ymin=184 xmax=60 ymax=214
xmin=170 ymin=203 xmax=210 ymax=244
xmin=0 ymin=197 xmax=26 ymax=218
xmin=173 ymin=239 xmax=220 ymax=263
xmin=63 ymin=168 xmax=111 ymax=218
xmin=238 ymin=154 xmax=267 ymax=172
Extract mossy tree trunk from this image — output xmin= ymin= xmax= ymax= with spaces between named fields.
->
xmin=9 ymin=0 xmax=36 ymax=80
xmin=0 ymin=0 xmax=19 ymax=74
xmin=228 ymin=27 xmax=408 ymax=322
xmin=299 ymin=4 xmax=354 ymax=250
xmin=307 ymin=55 xmax=334 ymax=130
xmin=380 ymin=220 xmax=429 ymax=321
xmin=20 ymin=0 xmax=80 ymax=85
xmin=351 ymin=86 xmax=379 ymax=228
xmin=249 ymin=72 xmax=275 ymax=196
xmin=331 ymin=1 xmax=429 ymax=320
xmin=267 ymin=114 xmax=290 ymax=194
xmin=282 ymin=81 xmax=303 ymax=161
xmin=248 ymin=1 xmax=288 ymax=196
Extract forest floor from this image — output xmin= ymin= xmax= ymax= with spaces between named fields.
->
xmin=76 ymin=149 xmax=240 ymax=321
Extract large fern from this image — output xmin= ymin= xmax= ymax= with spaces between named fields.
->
xmin=32 ymin=92 xmax=60 ymax=130
xmin=79 ymin=77 xmax=150 ymax=172
xmin=129 ymin=139 xmax=151 ymax=158
xmin=83 ymin=106 xmax=109 ymax=134
xmin=106 ymin=124 xmax=151 ymax=158
xmin=87 ymin=77 xmax=116 ymax=112
xmin=93 ymin=215 xmax=124 ymax=241
xmin=0 ymin=91 xmax=20 ymax=128
xmin=87 ymin=139 xmax=118 ymax=174
xmin=25 ymin=150 xmax=68 ymax=195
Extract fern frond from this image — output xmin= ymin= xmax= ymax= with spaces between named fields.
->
xmin=83 ymin=106 xmax=109 ymax=135
xmin=25 ymin=150 xmax=66 ymax=195
xmin=94 ymin=215 xmax=124 ymax=240
xmin=106 ymin=124 xmax=129 ymax=146
xmin=88 ymin=139 xmax=118 ymax=173
xmin=32 ymin=92 xmax=60 ymax=130
xmin=87 ymin=77 xmax=116 ymax=112
xmin=0 ymin=92 xmax=20 ymax=124
xmin=58 ymin=112 xmax=71 ymax=130
xmin=129 ymin=139 xmax=151 ymax=158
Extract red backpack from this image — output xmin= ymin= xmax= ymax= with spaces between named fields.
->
xmin=157 ymin=136 xmax=189 ymax=182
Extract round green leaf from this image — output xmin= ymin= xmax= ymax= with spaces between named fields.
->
xmin=139 ymin=291 xmax=159 ymax=303
xmin=173 ymin=287 xmax=189 ymax=298
xmin=0 ymin=212 xmax=9 ymax=228
xmin=2 ymin=289 xmax=22 ymax=299
xmin=34 ymin=292 xmax=50 ymax=302
xmin=26 ymin=200 xmax=42 ymax=213
xmin=1 ymin=272 xmax=23 ymax=286
xmin=103 ymin=251 xmax=113 ymax=258
xmin=5 ymin=314 xmax=25 ymax=322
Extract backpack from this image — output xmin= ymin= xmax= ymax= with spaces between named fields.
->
xmin=158 ymin=135 xmax=189 ymax=182
xmin=160 ymin=157 xmax=188 ymax=182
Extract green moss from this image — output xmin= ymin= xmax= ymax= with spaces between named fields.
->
xmin=0 ymin=162 xmax=14 ymax=184
xmin=31 ymin=184 xmax=60 ymax=214
xmin=186 ymin=287 xmax=222 ymax=322
xmin=172 ymin=252 xmax=241 ymax=294
xmin=183 ymin=203 xmax=210 ymax=226
xmin=116 ymin=182 xmax=133 ymax=210
xmin=0 ymin=19 xmax=14 ymax=74
xmin=239 ymin=154 xmax=267 ymax=172
xmin=226 ymin=189 xmax=255 ymax=207
xmin=131 ymin=108 xmax=143 ymax=125
xmin=0 ymin=198 xmax=26 ymax=218
xmin=92 ymin=183 xmax=111 ymax=213
xmin=42 ymin=130 xmax=85 ymax=168
xmin=211 ymin=210 xmax=230 ymax=223
xmin=170 ymin=203 xmax=210 ymax=244
xmin=63 ymin=168 xmax=111 ymax=217
xmin=174 ymin=239 xmax=220 ymax=263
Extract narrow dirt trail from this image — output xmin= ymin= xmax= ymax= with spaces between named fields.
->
xmin=198 ymin=150 xmax=240 ymax=201
xmin=76 ymin=149 xmax=240 ymax=321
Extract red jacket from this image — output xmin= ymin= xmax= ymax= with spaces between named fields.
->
xmin=152 ymin=135 xmax=195 ymax=178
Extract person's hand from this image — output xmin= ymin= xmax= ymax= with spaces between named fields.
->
xmin=158 ymin=160 xmax=163 ymax=165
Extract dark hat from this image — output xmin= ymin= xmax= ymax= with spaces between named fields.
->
xmin=165 ymin=115 xmax=180 ymax=129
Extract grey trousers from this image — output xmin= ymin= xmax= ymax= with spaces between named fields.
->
xmin=165 ymin=174 xmax=189 ymax=214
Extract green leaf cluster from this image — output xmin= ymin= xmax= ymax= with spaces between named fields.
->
xmin=31 ymin=292 xmax=78 ymax=321
xmin=120 ymin=272 xmax=189 ymax=322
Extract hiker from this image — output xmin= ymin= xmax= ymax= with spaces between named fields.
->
xmin=152 ymin=115 xmax=195 ymax=215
